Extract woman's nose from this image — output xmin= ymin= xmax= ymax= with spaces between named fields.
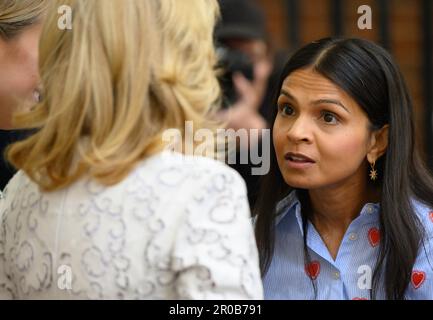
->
xmin=286 ymin=115 xmax=313 ymax=144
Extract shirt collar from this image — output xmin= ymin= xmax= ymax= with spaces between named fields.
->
xmin=275 ymin=190 xmax=381 ymax=233
xmin=274 ymin=190 xmax=300 ymax=226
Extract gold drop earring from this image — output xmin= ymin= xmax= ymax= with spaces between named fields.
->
xmin=369 ymin=161 xmax=378 ymax=181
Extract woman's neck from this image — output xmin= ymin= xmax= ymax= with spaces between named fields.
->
xmin=305 ymin=176 xmax=380 ymax=260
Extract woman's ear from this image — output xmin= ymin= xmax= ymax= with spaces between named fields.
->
xmin=367 ymin=124 xmax=389 ymax=163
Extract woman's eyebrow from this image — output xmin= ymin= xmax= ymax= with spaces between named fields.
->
xmin=280 ymin=90 xmax=350 ymax=114
xmin=312 ymin=99 xmax=350 ymax=114
xmin=280 ymin=90 xmax=297 ymax=102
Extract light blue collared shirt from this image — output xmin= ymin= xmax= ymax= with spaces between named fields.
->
xmin=263 ymin=191 xmax=433 ymax=300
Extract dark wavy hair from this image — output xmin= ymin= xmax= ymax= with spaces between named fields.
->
xmin=254 ymin=37 xmax=433 ymax=300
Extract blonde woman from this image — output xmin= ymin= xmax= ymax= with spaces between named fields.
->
xmin=0 ymin=0 xmax=46 ymax=189
xmin=0 ymin=0 xmax=263 ymax=299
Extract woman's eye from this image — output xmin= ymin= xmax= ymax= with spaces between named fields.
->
xmin=279 ymin=104 xmax=294 ymax=116
xmin=321 ymin=111 xmax=339 ymax=124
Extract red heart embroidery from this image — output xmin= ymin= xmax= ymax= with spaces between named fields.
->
xmin=352 ymin=297 xmax=368 ymax=300
xmin=429 ymin=211 xmax=433 ymax=223
xmin=368 ymin=228 xmax=380 ymax=247
xmin=305 ymin=261 xmax=320 ymax=280
xmin=411 ymin=271 xmax=426 ymax=289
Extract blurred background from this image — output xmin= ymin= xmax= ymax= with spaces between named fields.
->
xmin=231 ymin=0 xmax=433 ymax=167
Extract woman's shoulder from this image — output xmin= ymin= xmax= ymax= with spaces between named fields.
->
xmin=1 ymin=170 xmax=30 ymax=200
xmin=0 ymin=152 xmax=247 ymax=215
xmin=134 ymin=151 xmax=246 ymax=187
xmin=405 ymin=198 xmax=433 ymax=299
xmin=140 ymin=151 xmax=235 ymax=171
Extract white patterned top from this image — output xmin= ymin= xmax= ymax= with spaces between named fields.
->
xmin=0 ymin=152 xmax=263 ymax=299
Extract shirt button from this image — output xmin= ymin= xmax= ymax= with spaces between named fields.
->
xmin=349 ymin=233 xmax=357 ymax=241
xmin=367 ymin=205 xmax=374 ymax=214
xmin=333 ymin=271 xmax=341 ymax=280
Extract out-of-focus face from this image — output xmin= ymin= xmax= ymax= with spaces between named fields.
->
xmin=224 ymin=38 xmax=272 ymax=96
xmin=0 ymin=22 xmax=42 ymax=129
xmin=273 ymin=68 xmax=376 ymax=190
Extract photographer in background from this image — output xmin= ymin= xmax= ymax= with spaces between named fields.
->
xmin=216 ymin=0 xmax=272 ymax=132
xmin=216 ymin=0 xmax=273 ymax=208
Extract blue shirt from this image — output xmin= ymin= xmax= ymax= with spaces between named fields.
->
xmin=263 ymin=191 xmax=433 ymax=300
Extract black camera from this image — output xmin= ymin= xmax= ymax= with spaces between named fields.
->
xmin=217 ymin=46 xmax=254 ymax=108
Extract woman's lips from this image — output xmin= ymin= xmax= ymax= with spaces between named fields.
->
xmin=284 ymin=152 xmax=316 ymax=169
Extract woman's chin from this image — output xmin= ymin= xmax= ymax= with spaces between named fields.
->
xmin=283 ymin=178 xmax=312 ymax=189
xmin=282 ymin=174 xmax=326 ymax=190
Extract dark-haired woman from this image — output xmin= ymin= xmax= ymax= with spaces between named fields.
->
xmin=255 ymin=37 xmax=433 ymax=300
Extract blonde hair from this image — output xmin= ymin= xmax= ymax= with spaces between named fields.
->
xmin=8 ymin=0 xmax=222 ymax=191
xmin=0 ymin=0 xmax=46 ymax=39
